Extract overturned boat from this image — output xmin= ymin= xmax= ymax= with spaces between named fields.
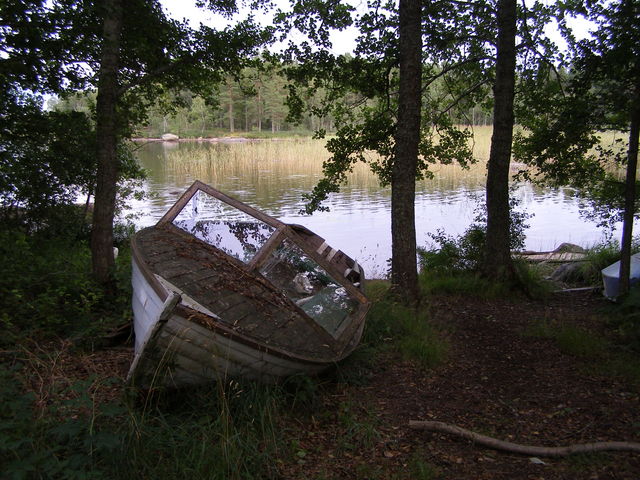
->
xmin=127 ymin=181 xmax=370 ymax=387
xmin=601 ymin=252 xmax=640 ymax=299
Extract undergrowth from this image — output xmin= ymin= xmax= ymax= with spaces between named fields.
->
xmin=0 ymin=359 xmax=288 ymax=480
xmin=0 ymin=213 xmax=133 ymax=348
xmin=0 ymin=364 xmax=125 ymax=479
xmin=563 ymin=239 xmax=640 ymax=286
xmin=360 ymin=282 xmax=448 ymax=370
xmin=417 ymin=196 xmax=551 ymax=298
xmin=525 ymin=317 xmax=640 ymax=385
xmin=526 ymin=319 xmax=609 ymax=358
xmin=119 ymin=382 xmax=285 ymax=479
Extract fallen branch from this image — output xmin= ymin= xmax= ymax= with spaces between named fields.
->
xmin=408 ymin=421 xmax=640 ymax=457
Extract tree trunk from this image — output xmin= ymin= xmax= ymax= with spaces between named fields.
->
xmin=91 ymin=0 xmax=123 ymax=283
xmin=257 ymin=82 xmax=263 ymax=132
xmin=390 ymin=0 xmax=421 ymax=305
xmin=618 ymin=84 xmax=640 ymax=295
xmin=228 ymin=84 xmax=234 ymax=133
xmin=483 ymin=0 xmax=517 ymax=282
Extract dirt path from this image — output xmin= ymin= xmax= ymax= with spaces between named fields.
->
xmin=281 ymin=291 xmax=640 ymax=479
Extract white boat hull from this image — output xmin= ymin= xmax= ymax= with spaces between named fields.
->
xmin=601 ymin=253 xmax=640 ymax=299
xmin=128 ymin=257 xmax=335 ymax=387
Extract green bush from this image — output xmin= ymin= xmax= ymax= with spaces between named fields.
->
xmin=579 ymin=240 xmax=625 ymax=284
xmin=419 ymin=196 xmax=531 ymax=276
xmin=0 ymin=230 xmax=101 ymax=342
xmin=0 ymin=220 xmax=133 ymax=345
xmin=570 ymin=237 xmax=640 ymax=288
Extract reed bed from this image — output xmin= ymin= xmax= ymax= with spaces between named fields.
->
xmin=165 ymin=128 xmax=494 ymax=192
xmin=163 ymin=125 xmax=628 ymax=190
xmin=167 ymin=138 xmax=378 ymax=187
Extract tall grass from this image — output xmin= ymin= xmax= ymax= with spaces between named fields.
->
xmin=119 ymin=381 xmax=285 ymax=479
xmin=580 ymin=239 xmax=640 ymax=283
xmin=164 ymin=129 xmax=495 ymax=194
xmin=525 ymin=319 xmax=609 ymax=358
xmin=361 ymin=282 xmax=448 ymax=370
xmin=166 ymin=139 xmax=380 ymax=191
xmin=524 ymin=316 xmax=640 ymax=386
xmin=0 ymin=359 xmax=288 ymax=480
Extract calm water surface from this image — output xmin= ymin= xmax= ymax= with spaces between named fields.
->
xmin=132 ymin=139 xmax=613 ymax=277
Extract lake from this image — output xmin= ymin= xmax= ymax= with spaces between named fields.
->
xmin=131 ymin=134 xmax=613 ymax=278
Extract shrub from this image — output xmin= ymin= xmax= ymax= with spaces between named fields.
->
xmin=0 ymin=365 xmax=124 ymax=479
xmin=0 ymin=218 xmax=134 ymax=345
xmin=419 ymin=196 xmax=531 ymax=276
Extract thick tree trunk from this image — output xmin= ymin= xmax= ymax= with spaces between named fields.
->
xmin=91 ymin=0 xmax=123 ymax=283
xmin=390 ymin=0 xmax=421 ymax=305
xmin=618 ymin=85 xmax=640 ymax=295
xmin=483 ymin=0 xmax=517 ymax=282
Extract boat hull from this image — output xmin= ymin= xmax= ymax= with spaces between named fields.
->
xmin=128 ymin=255 xmax=358 ymax=387
xmin=601 ymin=253 xmax=640 ymax=299
xmin=127 ymin=180 xmax=369 ymax=388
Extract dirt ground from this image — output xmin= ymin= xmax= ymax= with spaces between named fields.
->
xmin=54 ymin=289 xmax=640 ymax=479
xmin=278 ymin=290 xmax=640 ymax=480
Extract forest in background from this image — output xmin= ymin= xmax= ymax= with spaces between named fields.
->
xmin=3 ymin=0 xmax=638 ymax=293
xmin=51 ymin=62 xmax=498 ymax=138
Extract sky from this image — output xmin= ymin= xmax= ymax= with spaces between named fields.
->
xmin=160 ymin=0 xmax=361 ymax=55
xmin=159 ymin=0 xmax=593 ymax=55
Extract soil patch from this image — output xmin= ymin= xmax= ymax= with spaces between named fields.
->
xmin=279 ymin=290 xmax=640 ymax=479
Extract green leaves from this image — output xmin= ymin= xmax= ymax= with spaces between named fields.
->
xmin=514 ymin=0 xmax=640 ymax=228
xmin=0 ymin=366 xmax=125 ymax=480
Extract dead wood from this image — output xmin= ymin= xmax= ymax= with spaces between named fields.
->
xmin=408 ymin=420 xmax=640 ymax=457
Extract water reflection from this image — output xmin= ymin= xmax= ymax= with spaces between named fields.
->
xmin=132 ymin=138 xmax=612 ymax=277
xmin=171 ymin=191 xmax=275 ymax=263
xmin=259 ymin=239 xmax=357 ymax=336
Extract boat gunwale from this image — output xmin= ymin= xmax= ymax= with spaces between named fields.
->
xmin=151 ymin=180 xmax=369 ymax=329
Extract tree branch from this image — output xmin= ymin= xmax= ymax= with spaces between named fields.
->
xmin=117 ymin=54 xmax=197 ymax=96
xmin=437 ymin=78 xmax=491 ymax=120
xmin=422 ymin=56 xmax=493 ymax=93
xmin=408 ymin=421 xmax=640 ymax=457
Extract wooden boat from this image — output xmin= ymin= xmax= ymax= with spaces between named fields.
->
xmin=127 ymin=181 xmax=370 ymax=387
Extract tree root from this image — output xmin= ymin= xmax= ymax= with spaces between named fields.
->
xmin=408 ymin=421 xmax=640 ymax=457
